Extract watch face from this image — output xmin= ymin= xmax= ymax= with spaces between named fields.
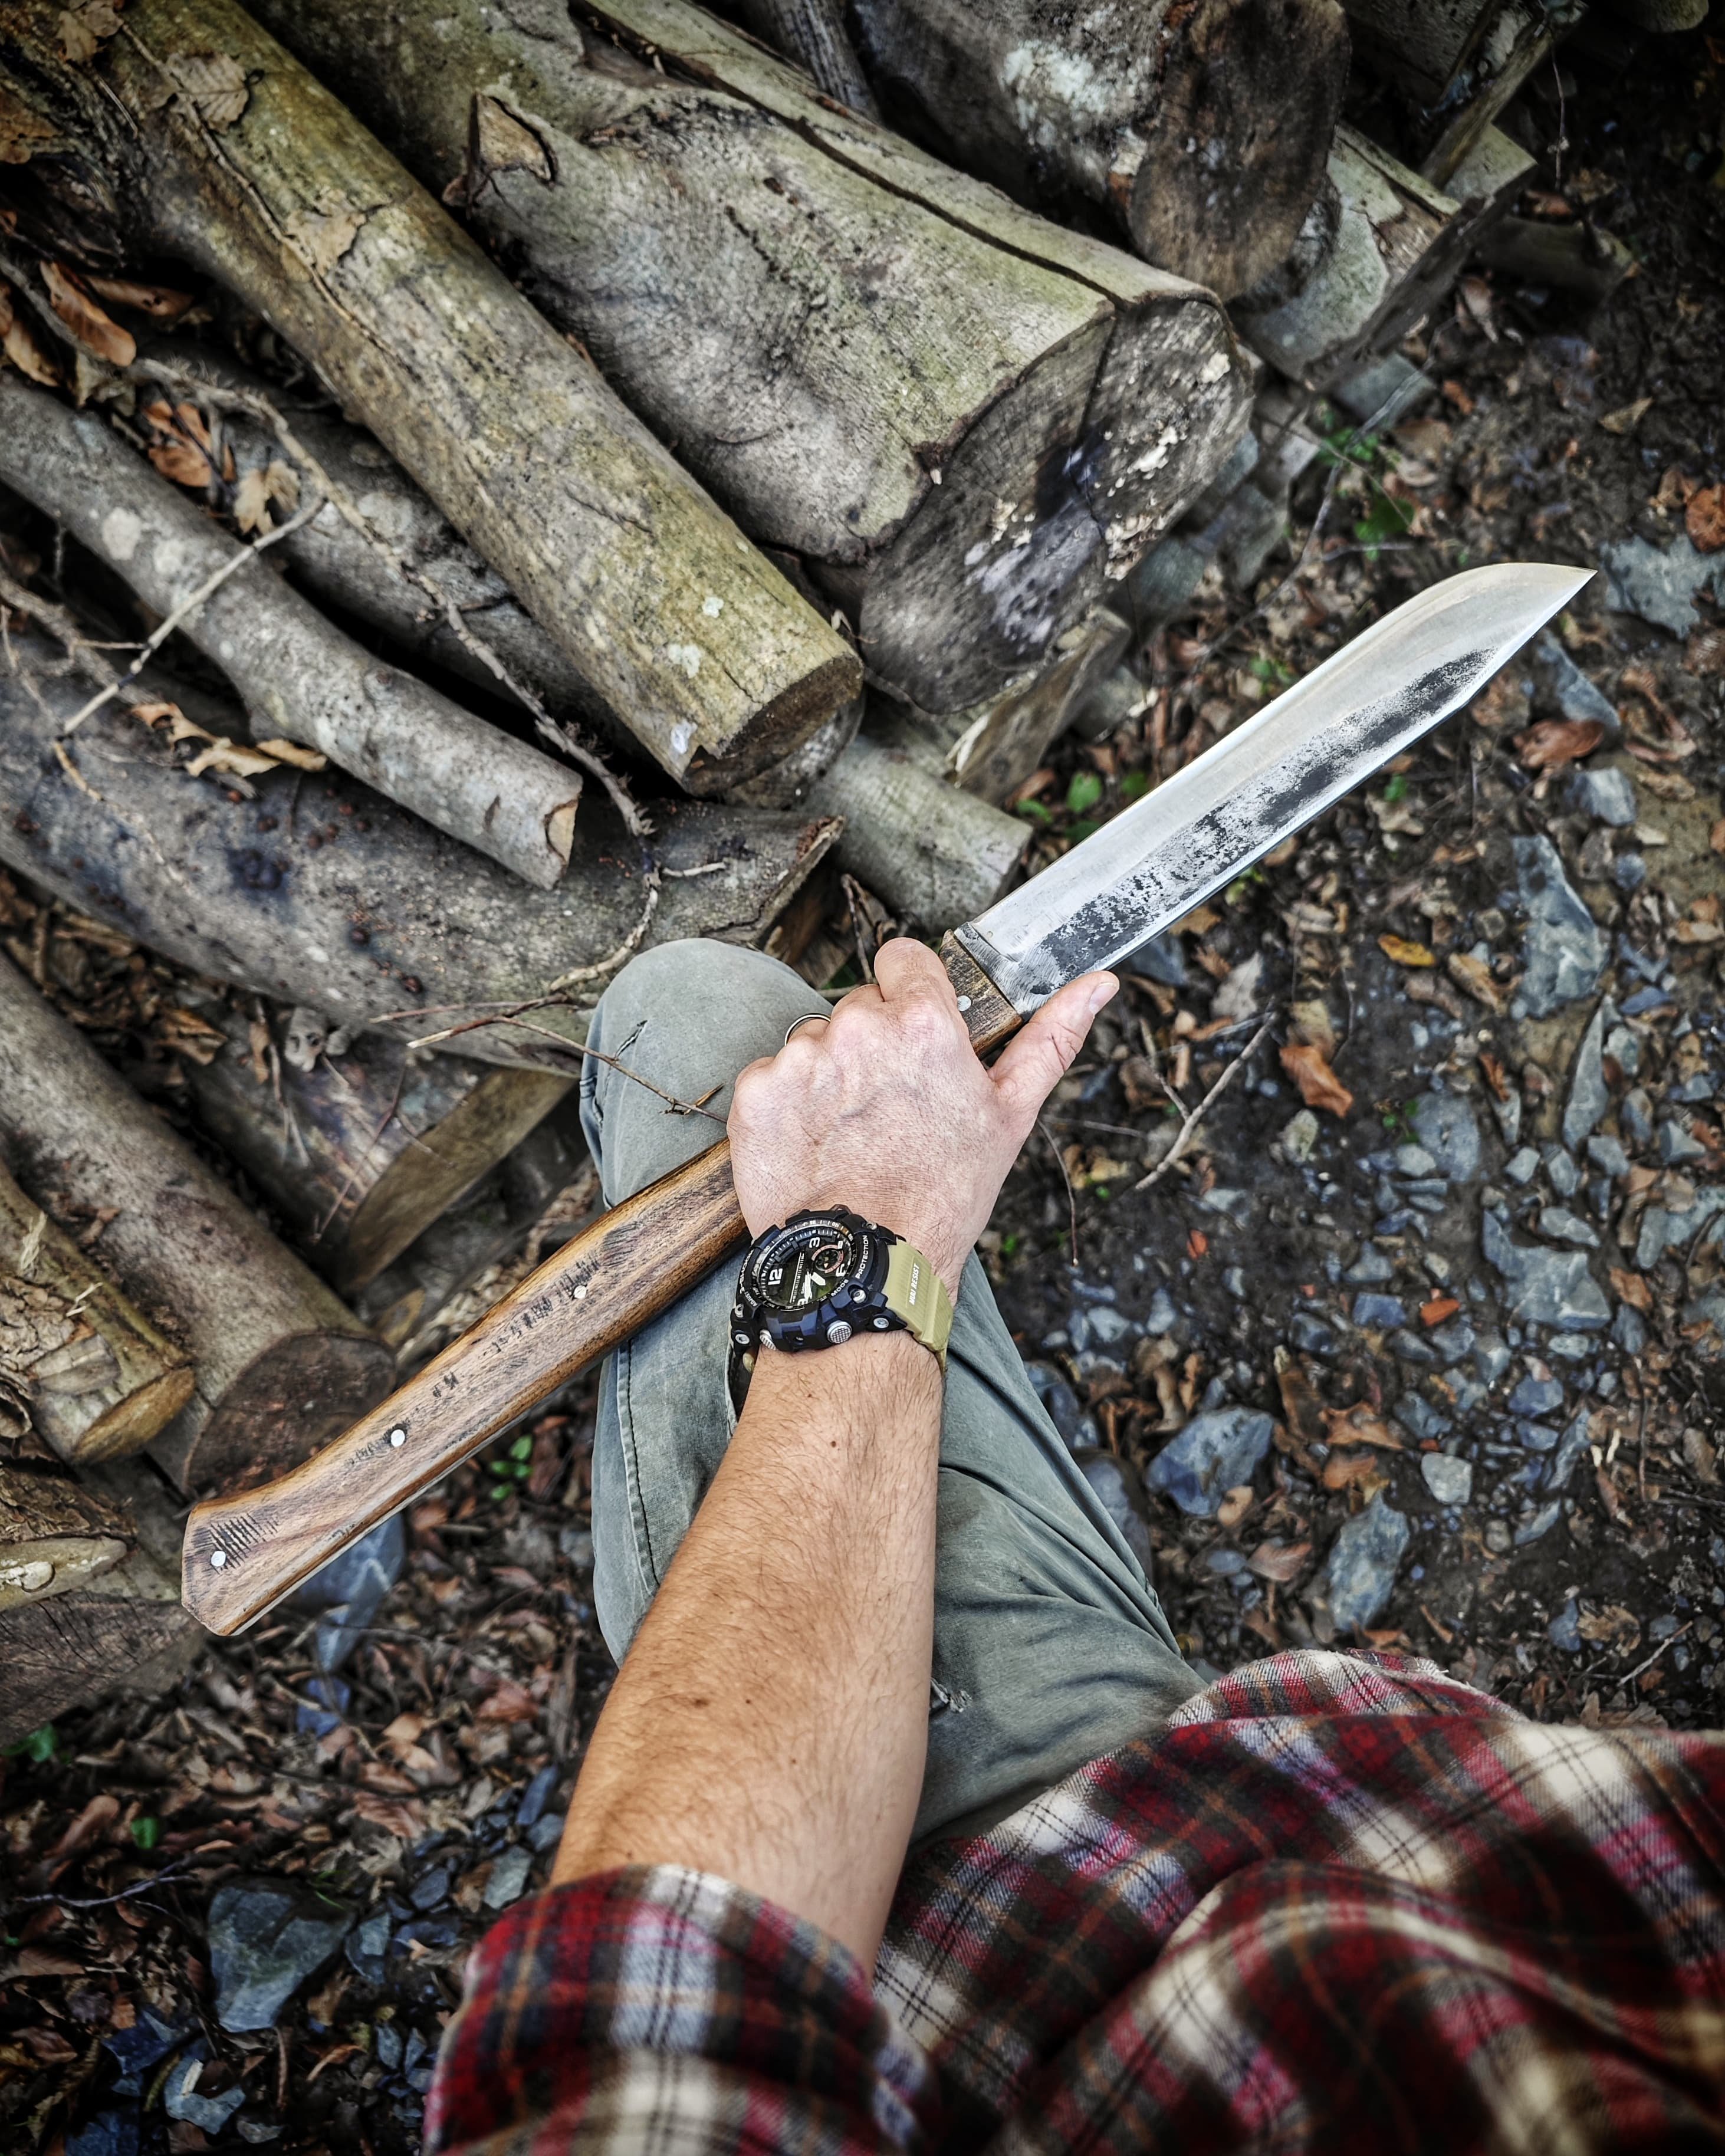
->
xmin=750 ymin=1215 xmax=865 ymax=1312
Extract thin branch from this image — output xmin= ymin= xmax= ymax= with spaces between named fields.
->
xmin=1133 ymin=1015 xmax=1274 ymax=1194
xmin=406 ymin=1010 xmax=724 ymax=1121
xmin=60 ymin=495 xmax=322 ymax=735
xmin=1037 ymin=1115 xmax=1080 ymax=1266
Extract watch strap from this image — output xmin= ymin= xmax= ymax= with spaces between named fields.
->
xmin=884 ymin=1237 xmax=954 ymax=1367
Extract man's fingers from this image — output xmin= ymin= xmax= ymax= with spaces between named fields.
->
xmin=871 ymin=936 xmax=956 ymax=1012
xmin=991 ymin=972 xmax=1118 ymax=1124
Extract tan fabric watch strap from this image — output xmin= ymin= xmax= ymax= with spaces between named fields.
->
xmin=883 ymin=1238 xmax=955 ymax=1368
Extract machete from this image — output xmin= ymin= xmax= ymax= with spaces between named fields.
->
xmin=182 ymin=560 xmax=1589 ymax=1633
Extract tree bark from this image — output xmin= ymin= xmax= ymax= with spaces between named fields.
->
xmin=803 ymin=722 xmax=1029 ymax=927
xmin=0 ymin=951 xmax=396 ymax=1496
xmin=0 ymin=636 xmax=845 ymax=1074
xmin=839 ymin=0 xmax=1351 ymax=300
xmin=0 ymin=0 xmax=860 ymax=792
xmin=0 ymin=1157 xmax=195 ymax=1464
xmin=0 ymin=1458 xmax=201 ymax=1751
xmin=241 ymin=0 xmax=1250 ymax=719
xmin=0 ymin=371 xmax=586 ymax=889
xmin=726 ymin=0 xmax=880 ymax=113
xmin=180 ymin=1003 xmax=573 ymax=1293
xmin=1474 ymin=216 xmax=1635 ymax=307
xmin=0 ymin=1461 xmax=132 ymax=1612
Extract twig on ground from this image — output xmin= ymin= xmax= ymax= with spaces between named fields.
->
xmin=1133 ymin=1015 xmax=1274 ymax=1193
xmin=1037 ymin=1115 xmax=1080 ymax=1265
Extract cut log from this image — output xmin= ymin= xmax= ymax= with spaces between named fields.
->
xmin=0 ymin=1458 xmax=201 ymax=1750
xmin=0 ymin=0 xmax=859 ymax=793
xmin=0 ymin=952 xmax=395 ymax=1495
xmin=180 ymin=1003 xmax=572 ymax=1293
xmin=0 ymin=372 xmax=584 ymax=889
xmin=1474 ymin=215 xmax=1635 ymax=307
xmin=839 ymin=0 xmax=1351 ymax=300
xmin=0 ymin=1156 xmax=195 ymax=1464
xmin=0 ymin=1461 xmax=132 ymax=1612
xmin=242 ymin=0 xmax=1250 ymax=718
xmin=725 ymin=0 xmax=880 ymax=113
xmin=1339 ymin=0 xmax=1581 ymax=185
xmin=0 ymin=635 xmax=845 ymax=1073
xmin=803 ymin=725 xmax=1029 ymax=928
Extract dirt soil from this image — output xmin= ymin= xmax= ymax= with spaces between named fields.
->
xmin=2 ymin=23 xmax=1724 ymax=2156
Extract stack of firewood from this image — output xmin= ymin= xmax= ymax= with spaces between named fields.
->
xmin=0 ymin=0 xmax=1659 ymax=1738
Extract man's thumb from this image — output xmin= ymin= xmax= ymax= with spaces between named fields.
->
xmin=992 ymin=972 xmax=1117 ymax=1123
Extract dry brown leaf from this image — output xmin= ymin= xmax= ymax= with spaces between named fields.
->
xmin=1608 ymin=1266 xmax=1651 ymax=1311
xmin=1576 ymin=1603 xmax=1639 ymax=1654
xmin=167 ymin=51 xmax=251 ymax=130
xmin=1420 ymin=1296 xmax=1460 ymax=1327
xmin=349 ymin=1790 xmax=426 ymax=1840
xmin=1323 ymin=1405 xmax=1403 ymax=1450
xmin=1287 ymin=999 xmax=1336 ymax=1054
xmin=2 ymin=299 xmax=63 ymax=388
xmin=252 ymin=737 xmax=327 ymax=772
xmin=1247 ymin=1539 xmax=1312 ymax=1583
xmin=471 ymin=94 xmax=555 ymax=185
xmin=1378 ymin=933 xmax=1435 ymax=968
xmin=1274 ymin=1349 xmax=1328 ymax=1452
xmin=359 ymin=1760 xmax=420 ymax=1796
xmin=40 ymin=260 xmax=134 ymax=367
xmin=1688 ymin=629 xmax=1725 ymax=678
xmin=1457 ymin=275 xmax=1497 ymax=341
xmin=84 ymin=272 xmax=196 ymax=321
xmin=183 ymin=738 xmax=279 ymax=779
xmin=474 ymin=1678 xmax=539 ymax=1724
xmin=233 ymin=458 xmax=300 ymax=534
xmin=1711 ymin=819 xmax=1725 ymax=855
xmin=1672 ymin=918 xmax=1724 ymax=945
xmin=1215 ymin=1484 xmax=1256 ymax=1530
xmin=1280 ymin=1040 xmax=1353 ymax=1118
xmin=1447 ymin=951 xmax=1507 ymax=1013
xmin=57 ymin=0 xmax=121 ymax=63
xmin=1687 ymin=485 xmax=1725 ymax=554
xmin=1322 ymin=1451 xmax=1389 ymax=1496
xmin=1632 ymin=763 xmax=1696 ymax=797
xmin=1598 ymin=397 xmax=1653 ymax=435
xmin=1515 ymin=718 xmax=1605 ymax=770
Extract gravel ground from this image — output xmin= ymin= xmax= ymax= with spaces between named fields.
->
xmin=2 ymin=22 xmax=1723 ymax=2156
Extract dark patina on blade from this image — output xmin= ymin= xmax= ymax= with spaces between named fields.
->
xmin=955 ymin=562 xmax=1592 ymax=1011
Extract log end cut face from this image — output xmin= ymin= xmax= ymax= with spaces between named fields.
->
xmin=156 ymin=1331 xmax=398 ymax=1500
xmin=1127 ymin=0 xmax=1351 ymax=301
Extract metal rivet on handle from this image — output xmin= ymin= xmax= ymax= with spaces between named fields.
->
xmin=956 ymin=995 xmax=971 ymax=1011
xmin=209 ymin=1549 xmax=228 ymax=1569
xmin=389 ymin=1427 xmax=406 ymax=1448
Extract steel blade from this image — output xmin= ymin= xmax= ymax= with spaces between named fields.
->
xmin=955 ymin=561 xmax=1591 ymax=1010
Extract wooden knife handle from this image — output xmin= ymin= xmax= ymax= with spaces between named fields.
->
xmin=182 ymin=937 xmax=1022 ymax=1634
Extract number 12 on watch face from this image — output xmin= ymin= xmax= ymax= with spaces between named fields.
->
xmin=753 ymin=1220 xmax=862 ymax=1312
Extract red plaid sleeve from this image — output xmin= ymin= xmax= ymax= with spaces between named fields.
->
xmin=425 ymin=1864 xmax=941 ymax=2156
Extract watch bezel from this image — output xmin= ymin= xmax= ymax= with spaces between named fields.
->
xmin=733 ymin=1207 xmax=897 ymax=1356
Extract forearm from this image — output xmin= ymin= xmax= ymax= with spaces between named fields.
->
xmin=553 ymin=1333 xmax=943 ymax=1964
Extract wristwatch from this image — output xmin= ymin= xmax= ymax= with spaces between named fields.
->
xmin=727 ymin=1206 xmax=955 ymax=1409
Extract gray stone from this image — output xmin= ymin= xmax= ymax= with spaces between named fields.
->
xmin=1621 ymin=1087 xmax=1655 ymax=1144
xmin=1544 ymin=1146 xmax=1582 ymax=1199
xmin=1566 ymin=765 xmax=1638 ymax=826
xmin=1145 ymin=1408 xmax=1275 ymax=1517
xmin=1549 ymin=1598 xmax=1583 ymax=1653
xmin=1473 ymin=1332 xmax=1513 ymax=1386
xmin=1601 ymin=531 xmax=1725 ymax=635
xmin=1126 ymin=930 xmax=1188 ymax=989
xmin=1611 ymin=1304 xmax=1648 ymax=1354
xmin=1529 ymin=630 xmax=1621 ymax=734
xmin=1481 ymin=1211 xmax=1610 ymax=1330
xmin=1514 ymin=836 xmax=1608 ymax=1017
xmin=1289 ymin=1310 xmax=1337 ymax=1356
xmin=1200 ymin=1185 xmax=1254 ymax=1228
xmin=1204 ymin=1544 xmax=1251 ymax=1577
xmin=68 ymin=2111 xmax=140 ymax=2156
xmin=1395 ymin=1393 xmax=1451 ymax=1441
xmin=1606 ymin=1024 xmax=1644 ymax=1077
xmin=1514 ymin=1500 xmax=1565 ymax=1546
xmin=1421 ymin=1453 xmax=1473 ymax=1505
xmin=1324 ymin=1497 xmax=1410 ymax=1634
xmin=1517 ymin=1420 xmax=1560 ymax=1453
xmin=1658 ymin=1119 xmax=1708 ymax=1166
xmin=1586 ymin=1134 xmax=1631 ymax=1179
xmin=1614 ymin=852 xmax=1646 ymax=894
xmin=164 ymin=2051 xmax=245 ymax=2135
xmin=1280 ymin=1108 xmax=1319 ymax=1164
xmin=1343 ymin=1244 xmax=1395 ymax=1285
xmin=1484 ymin=1520 xmax=1513 ymax=1554
xmin=208 ymin=1879 xmax=351 ymax=2035
xmin=1683 ymin=1285 xmax=1725 ymax=1346
xmin=1145 ymin=1287 xmax=1180 ymax=1335
xmin=1408 ymin=1092 xmax=1481 ymax=1182
xmin=1075 ymin=1450 xmax=1154 ymax=1574
xmin=482 ymin=1846 xmax=534 ymax=1911
xmin=1504 ymin=1147 xmax=1540 ymax=1185
xmin=1352 ymin=1293 xmax=1406 ymax=1329
xmin=1489 ymin=1086 xmax=1523 ymax=1146
xmin=558 ymin=1525 xmax=594 ymax=1572
xmin=1025 ymin=1362 xmax=1085 ymax=1443
xmin=1538 ymin=1206 xmax=1599 ymax=1250
xmin=1391 ymin=1327 xmax=1440 ymax=1365
xmin=346 ymin=1912 xmax=390 ymax=1984
xmin=1509 ymin=1372 xmax=1564 ymax=1417
xmin=1087 ymin=1303 xmax=1135 ymax=1346
xmin=1562 ymin=1005 xmax=1612 ymax=1151
xmin=1427 ymin=1316 xmax=1477 ymax=1364
xmin=1392 ymin=1144 xmax=1439 ymax=1177
xmin=1547 ymin=1332 xmax=1593 ymax=1362
xmin=293 ymin=1514 xmax=407 ymax=1677
xmin=1547 ymin=1406 xmax=1593 ymax=1493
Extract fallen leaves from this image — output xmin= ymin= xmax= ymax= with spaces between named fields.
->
xmin=1280 ymin=1040 xmax=1353 ymax=1119
xmin=1246 ymin=1539 xmax=1311 ymax=1583
xmin=1447 ymin=951 xmax=1508 ymax=1013
xmin=0 ymin=282 xmax=63 ymax=387
xmin=57 ymin=0 xmax=122 ymax=64
xmin=1323 ymin=1405 xmax=1403 ymax=1451
xmin=83 ymin=272 xmax=197 ymax=321
xmin=1514 ymin=718 xmax=1606 ymax=770
xmin=1377 ymin=933 xmax=1434 ymax=968
xmin=1576 ymin=1603 xmax=1641 ymax=1655
xmin=166 ymin=51 xmax=252 ymax=131
xmin=40 ymin=260 xmax=135 ymax=367
xmin=142 ymin=399 xmax=221 ymax=489
xmin=234 ymin=459 xmax=300 ymax=535
xmin=1686 ymin=485 xmax=1725 ymax=554
xmin=1215 ymin=1485 xmax=1255 ymax=1530
xmin=129 ymin=699 xmax=327 ymax=780
xmin=1598 ymin=397 xmax=1653 ymax=435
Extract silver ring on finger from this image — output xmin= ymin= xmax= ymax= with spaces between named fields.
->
xmin=784 ymin=1013 xmax=830 ymax=1047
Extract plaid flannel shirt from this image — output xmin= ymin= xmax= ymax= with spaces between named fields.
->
xmin=427 ymin=1650 xmax=1725 ymax=2152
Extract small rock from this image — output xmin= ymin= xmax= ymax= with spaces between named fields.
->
xmin=1280 ymin=1108 xmax=1319 ymax=1164
xmin=1343 ymin=1244 xmax=1395 ymax=1285
xmin=1481 ymin=1212 xmax=1610 ymax=1330
xmin=1351 ymin=1292 xmax=1406 ymax=1329
xmin=1289 ymin=1310 xmax=1336 ymax=1356
xmin=1514 ymin=836 xmax=1608 ymax=1018
xmin=1566 ymin=765 xmax=1638 ymax=827
xmin=1586 ymin=1134 xmax=1631 ymax=1179
xmin=375 ymin=2022 xmax=404 ymax=2070
xmin=346 ymin=1912 xmax=390 ymax=1984
xmin=1509 ymin=1371 xmax=1565 ymax=1417
xmin=1088 ymin=1304 xmax=1135 ymax=1346
xmin=1212 ymin=951 xmax=1266 ymax=1023
xmin=1658 ymin=1119 xmax=1708 ymax=1166
xmin=1324 ymin=1497 xmax=1410 ymax=1634
xmin=529 ymin=1812 xmax=566 ymax=1852
xmin=164 ymin=2050 xmax=245 ymax=2135
xmin=1504 ymin=1146 xmax=1540 ymax=1185
xmin=1484 ymin=1520 xmax=1513 ymax=1554
xmin=1144 ymin=1286 xmax=1180 ymax=1335
xmin=1621 ymin=1087 xmax=1655 ymax=1145
xmin=208 ymin=1879 xmax=351 ymax=2035
xmin=1547 ymin=1407 xmax=1593 ymax=1493
xmin=1201 ymin=1188 xmax=1254 ymax=1229
xmin=1427 ymin=1316 xmax=1477 ymax=1364
xmin=1395 ymin=1394 xmax=1451 ymax=1441
xmin=67 ymin=2111 xmax=140 ymax=2156
xmin=1538 ymin=1206 xmax=1599 ymax=1250
xmin=1204 ymin=1545 xmax=1251 ymax=1578
xmin=1421 ymin=1454 xmax=1473 ymax=1506
xmin=1145 ymin=1408 xmax=1275 ymax=1518
xmin=1601 ymin=531 xmax=1725 ymax=635
xmin=515 ymin=1763 xmax=560 ymax=1829
xmin=1548 ymin=1598 xmax=1583 ymax=1653
xmin=1391 ymin=1328 xmax=1440 ymax=1365
xmin=1562 ymin=1005 xmax=1612 ymax=1151
xmin=1614 ymin=852 xmax=1646 ymax=894
xmin=1407 ymin=1093 xmax=1481 ymax=1182
xmin=1126 ymin=930 xmax=1187 ymax=989
xmin=1489 ymin=1086 xmax=1523 ymax=1146
xmin=1544 ymin=1146 xmax=1582 ymax=1199
xmin=101 ymin=2012 xmax=188 ymax=2079
xmin=1514 ymin=1500 xmax=1565 ymax=1546
xmin=482 ymin=1846 xmax=534 ymax=1911
xmin=1473 ymin=1332 xmax=1513 ymax=1386
xmin=1075 ymin=1450 xmax=1155 ymax=1575
xmin=558 ymin=1525 xmax=594 ymax=1572
xmin=292 ymin=1514 xmax=407 ymax=1677
xmin=1611 ymin=1304 xmax=1648 ymax=1354
xmin=1392 ymin=1144 xmax=1438 ymax=1178
xmin=409 ymin=1865 xmax=451 ymax=1912
xmin=1529 ymin=630 xmax=1621 ymax=735
xmin=1517 ymin=1421 xmax=1559 ymax=1453
xmin=1025 ymin=1362 xmax=1085 ymax=1443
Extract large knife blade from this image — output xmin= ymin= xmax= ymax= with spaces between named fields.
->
xmin=182 ymin=561 xmax=1588 ymax=1633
